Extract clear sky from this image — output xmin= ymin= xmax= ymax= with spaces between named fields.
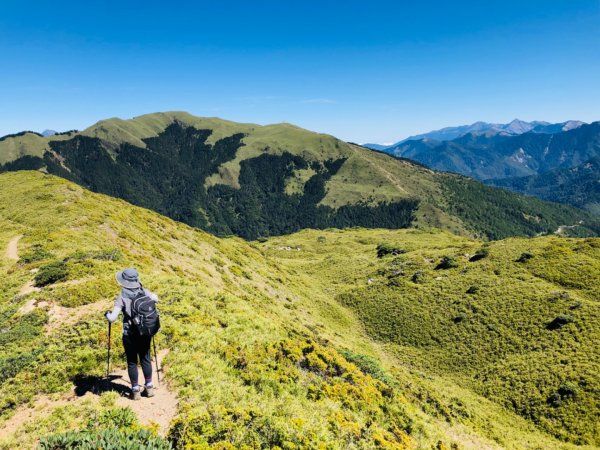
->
xmin=1 ymin=0 xmax=599 ymax=143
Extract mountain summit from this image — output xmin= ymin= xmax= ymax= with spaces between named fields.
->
xmin=1 ymin=112 xmax=597 ymax=239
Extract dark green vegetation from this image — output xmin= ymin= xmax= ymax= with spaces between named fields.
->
xmin=489 ymin=156 xmax=600 ymax=215
xmin=3 ymin=122 xmax=417 ymax=240
xmin=34 ymin=261 xmax=68 ymax=287
xmin=1 ymin=111 xmax=597 ymax=240
xmin=440 ymin=174 xmax=600 ymax=239
xmin=39 ymin=407 xmax=171 ymax=450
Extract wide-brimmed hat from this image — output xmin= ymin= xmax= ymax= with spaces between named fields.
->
xmin=116 ymin=268 xmax=141 ymax=289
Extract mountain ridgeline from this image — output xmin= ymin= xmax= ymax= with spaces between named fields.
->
xmin=367 ymin=119 xmax=586 ymax=148
xmin=1 ymin=112 xmax=598 ymax=239
xmin=24 ymin=123 xmax=416 ymax=239
xmin=384 ymin=121 xmax=600 ymax=180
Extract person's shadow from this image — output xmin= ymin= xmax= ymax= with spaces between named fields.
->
xmin=72 ymin=375 xmax=131 ymax=397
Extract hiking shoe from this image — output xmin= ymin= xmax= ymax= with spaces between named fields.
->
xmin=130 ymin=389 xmax=141 ymax=401
xmin=145 ymin=385 xmax=155 ymax=398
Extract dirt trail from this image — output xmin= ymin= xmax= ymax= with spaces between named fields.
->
xmin=19 ymin=279 xmax=40 ymax=297
xmin=46 ymin=300 xmax=108 ymax=333
xmin=6 ymin=235 xmax=22 ymax=260
xmin=0 ymin=395 xmax=78 ymax=439
xmin=112 ymin=349 xmax=177 ymax=435
xmin=0 ymin=350 xmax=177 ymax=443
xmin=555 ymin=221 xmax=583 ymax=235
xmin=356 ymin=151 xmax=409 ymax=194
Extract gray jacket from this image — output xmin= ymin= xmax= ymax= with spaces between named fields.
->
xmin=106 ymin=286 xmax=158 ymax=335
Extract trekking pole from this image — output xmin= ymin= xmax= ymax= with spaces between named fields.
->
xmin=153 ymin=335 xmax=161 ymax=386
xmin=106 ymin=321 xmax=112 ymax=379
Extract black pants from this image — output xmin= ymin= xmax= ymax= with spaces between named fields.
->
xmin=122 ymin=333 xmax=152 ymax=386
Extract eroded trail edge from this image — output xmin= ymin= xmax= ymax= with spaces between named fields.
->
xmin=5 ymin=235 xmax=22 ymax=260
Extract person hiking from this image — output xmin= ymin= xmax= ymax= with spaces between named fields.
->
xmin=105 ymin=268 xmax=159 ymax=400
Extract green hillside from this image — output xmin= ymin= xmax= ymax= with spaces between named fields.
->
xmin=488 ymin=157 xmax=600 ymax=215
xmin=264 ymin=229 xmax=600 ymax=446
xmin=1 ymin=112 xmax=598 ymax=240
xmin=1 ymin=171 xmax=598 ymax=449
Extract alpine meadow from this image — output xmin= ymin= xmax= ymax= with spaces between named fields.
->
xmin=0 ymin=171 xmax=599 ymax=449
xmin=2 ymin=1 xmax=600 ymax=449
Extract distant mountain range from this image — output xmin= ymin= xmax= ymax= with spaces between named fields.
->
xmin=1 ymin=111 xmax=597 ymax=240
xmin=363 ymin=119 xmax=586 ymax=150
xmin=387 ymin=122 xmax=600 ymax=178
xmin=368 ymin=120 xmax=600 ymax=215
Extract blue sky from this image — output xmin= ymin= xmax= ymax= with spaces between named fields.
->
xmin=1 ymin=1 xmax=599 ymax=143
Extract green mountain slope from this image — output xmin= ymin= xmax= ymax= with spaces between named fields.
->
xmin=1 ymin=112 xmax=597 ymax=240
xmin=488 ymin=157 xmax=600 ymax=215
xmin=1 ymin=171 xmax=598 ymax=449
xmin=264 ymin=228 xmax=600 ymax=447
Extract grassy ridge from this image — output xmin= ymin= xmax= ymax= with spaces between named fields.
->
xmin=0 ymin=172 xmax=425 ymax=449
xmin=0 ymin=172 xmax=598 ymax=449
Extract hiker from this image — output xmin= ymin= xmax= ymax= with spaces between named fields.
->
xmin=105 ymin=268 xmax=160 ymax=400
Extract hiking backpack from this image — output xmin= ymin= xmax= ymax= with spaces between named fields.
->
xmin=130 ymin=290 xmax=161 ymax=337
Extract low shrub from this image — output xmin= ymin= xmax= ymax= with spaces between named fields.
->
xmin=89 ymin=407 xmax=137 ymax=430
xmin=452 ymin=314 xmax=466 ymax=323
xmin=548 ymin=291 xmax=570 ymax=302
xmin=68 ymin=248 xmax=122 ymax=262
xmin=411 ymin=271 xmax=426 ymax=284
xmin=516 ymin=252 xmax=534 ymax=263
xmin=569 ymin=301 xmax=582 ymax=310
xmin=39 ymin=428 xmax=171 ymax=450
xmin=34 ymin=261 xmax=68 ymax=287
xmin=338 ymin=349 xmax=393 ymax=385
xmin=466 ymin=285 xmax=479 ymax=294
xmin=0 ymin=349 xmax=43 ymax=381
xmin=469 ymin=248 xmax=489 ymax=262
xmin=436 ymin=256 xmax=458 ymax=270
xmin=18 ymin=244 xmax=53 ymax=264
xmin=548 ymin=382 xmax=579 ymax=407
xmin=0 ymin=309 xmax=48 ymax=347
xmin=376 ymin=243 xmax=406 ymax=258
xmin=546 ymin=314 xmax=574 ymax=330
xmin=219 ymin=339 xmax=413 ymax=448
xmin=40 ymin=406 xmax=170 ymax=449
